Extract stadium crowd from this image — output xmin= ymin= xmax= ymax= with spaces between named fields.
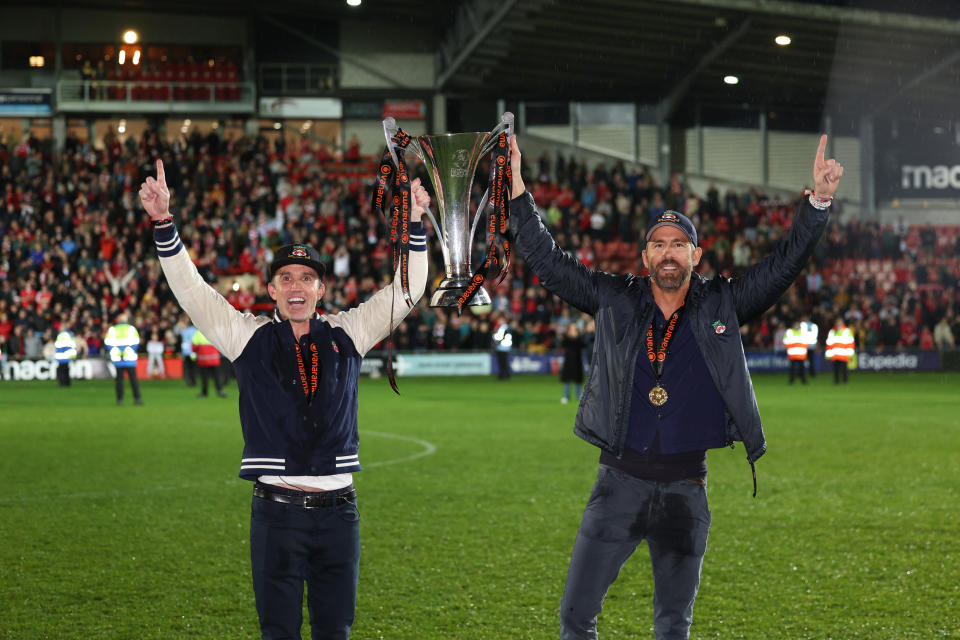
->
xmin=1 ymin=127 xmax=958 ymax=369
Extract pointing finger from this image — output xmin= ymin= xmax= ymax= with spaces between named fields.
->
xmin=816 ymin=134 xmax=827 ymax=165
xmin=156 ymin=158 xmax=165 ymax=184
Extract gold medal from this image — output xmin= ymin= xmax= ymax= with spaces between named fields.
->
xmin=649 ymin=385 xmax=668 ymax=407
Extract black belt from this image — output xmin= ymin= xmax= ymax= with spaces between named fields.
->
xmin=253 ymin=483 xmax=356 ymax=508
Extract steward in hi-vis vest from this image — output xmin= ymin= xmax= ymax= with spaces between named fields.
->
xmin=191 ymin=330 xmax=225 ymax=398
xmin=104 ymin=313 xmax=143 ymax=405
xmin=54 ymin=330 xmax=78 ymax=387
xmin=825 ymin=319 xmax=855 ymax=385
xmin=783 ymin=323 xmax=808 ymax=385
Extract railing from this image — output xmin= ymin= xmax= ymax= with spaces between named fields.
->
xmin=56 ymin=80 xmax=257 ymax=111
xmin=258 ymin=63 xmax=339 ymax=94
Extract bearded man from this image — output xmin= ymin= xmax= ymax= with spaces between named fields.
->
xmin=507 ymin=134 xmax=842 ymax=640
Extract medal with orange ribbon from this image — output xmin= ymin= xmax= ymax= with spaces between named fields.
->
xmin=646 ymin=304 xmax=684 ymax=407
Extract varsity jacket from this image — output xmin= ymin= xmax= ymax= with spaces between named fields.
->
xmin=510 ymin=192 xmax=829 ymax=466
xmin=153 ymin=223 xmax=428 ymax=480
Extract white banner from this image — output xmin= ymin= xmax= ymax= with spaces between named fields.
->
xmin=259 ymin=96 xmax=343 ymax=119
xmin=394 ymin=353 xmax=491 ymax=377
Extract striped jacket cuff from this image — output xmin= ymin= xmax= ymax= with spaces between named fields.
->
xmin=154 ymin=224 xmax=184 ymax=258
xmin=335 ymin=454 xmax=361 ymax=470
xmin=240 ymin=457 xmax=286 ymax=472
xmin=409 ymin=221 xmax=427 ymax=252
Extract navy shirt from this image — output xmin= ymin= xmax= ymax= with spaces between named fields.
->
xmin=625 ymin=303 xmax=727 ymax=455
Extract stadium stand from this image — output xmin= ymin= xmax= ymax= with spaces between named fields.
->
xmin=1 ymin=128 xmax=958 ymax=366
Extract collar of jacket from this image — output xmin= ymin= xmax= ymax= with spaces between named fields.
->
xmin=272 ymin=308 xmax=322 ymax=324
xmin=271 ymin=308 xmax=323 ymax=352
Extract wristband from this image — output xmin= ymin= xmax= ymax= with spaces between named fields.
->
xmin=807 ymin=193 xmax=832 ymax=210
xmin=151 ymin=217 xmax=174 ymax=228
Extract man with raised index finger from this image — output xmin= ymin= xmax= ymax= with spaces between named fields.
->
xmin=507 ymin=135 xmax=842 ymax=640
xmin=140 ymin=159 xmax=430 ymax=640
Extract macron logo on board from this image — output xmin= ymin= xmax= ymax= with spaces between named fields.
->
xmin=901 ymin=164 xmax=960 ymax=190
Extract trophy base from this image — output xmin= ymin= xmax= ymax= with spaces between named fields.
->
xmin=429 ymin=278 xmax=492 ymax=308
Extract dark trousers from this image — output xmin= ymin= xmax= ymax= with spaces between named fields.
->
xmin=182 ymin=354 xmax=197 ymax=386
xmin=115 ymin=366 xmax=141 ymax=402
xmin=788 ymin=359 xmax=807 ymax=384
xmin=198 ymin=366 xmax=223 ymax=395
xmin=57 ymin=361 xmax=71 ymax=386
xmin=495 ymin=351 xmax=510 ymax=379
xmin=250 ymin=490 xmax=360 ymax=640
xmin=807 ymin=349 xmax=816 ymax=376
xmin=560 ymin=466 xmax=710 ymax=640
xmin=832 ymin=360 xmax=848 ymax=384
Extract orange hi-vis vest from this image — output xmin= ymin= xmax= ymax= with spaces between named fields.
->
xmin=825 ymin=326 xmax=855 ymax=362
xmin=783 ymin=328 xmax=808 ymax=361
xmin=191 ymin=331 xmax=221 ymax=368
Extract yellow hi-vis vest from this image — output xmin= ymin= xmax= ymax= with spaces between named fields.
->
xmin=783 ymin=328 xmax=808 ymax=361
xmin=55 ymin=331 xmax=78 ymax=362
xmin=105 ymin=323 xmax=140 ymax=366
xmin=825 ymin=326 xmax=855 ymax=362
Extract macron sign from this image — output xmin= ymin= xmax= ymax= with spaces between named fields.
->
xmin=901 ymin=165 xmax=960 ymax=191
xmin=877 ymin=124 xmax=960 ymax=199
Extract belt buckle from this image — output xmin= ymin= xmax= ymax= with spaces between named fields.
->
xmin=303 ymin=493 xmax=327 ymax=508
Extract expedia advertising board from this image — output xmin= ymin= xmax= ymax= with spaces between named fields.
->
xmin=877 ymin=121 xmax=960 ymax=199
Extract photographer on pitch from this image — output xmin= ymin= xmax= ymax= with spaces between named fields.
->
xmin=140 ymin=160 xmax=430 ymax=640
xmin=507 ymin=135 xmax=842 ymax=640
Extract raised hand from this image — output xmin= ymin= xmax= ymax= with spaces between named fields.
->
xmin=139 ymin=159 xmax=171 ymax=221
xmin=813 ymin=135 xmax=844 ymax=197
xmin=410 ymin=177 xmax=430 ymax=222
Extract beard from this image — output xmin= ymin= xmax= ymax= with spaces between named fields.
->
xmin=650 ymin=258 xmax=692 ymax=291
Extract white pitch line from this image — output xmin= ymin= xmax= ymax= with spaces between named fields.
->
xmin=361 ymin=430 xmax=437 ymax=468
xmin=0 ymin=431 xmax=437 ymax=503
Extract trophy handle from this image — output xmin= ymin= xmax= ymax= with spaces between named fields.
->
xmin=422 ymin=205 xmax=441 ymax=242
xmin=480 ymin=111 xmax=515 ymax=156
xmin=469 ymin=188 xmax=491 ymax=251
xmin=500 ymin=111 xmax=515 ymax=138
xmin=472 ymin=111 xmax=512 ymax=248
xmin=383 ymin=117 xmax=438 ymax=232
xmin=382 ymin=117 xmax=402 ymax=169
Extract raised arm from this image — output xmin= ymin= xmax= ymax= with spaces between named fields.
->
xmin=730 ymin=135 xmax=842 ymax=323
xmin=139 ymin=160 xmax=264 ymax=361
xmin=324 ymin=179 xmax=429 ymax=355
xmin=507 ymin=136 xmax=601 ymax=316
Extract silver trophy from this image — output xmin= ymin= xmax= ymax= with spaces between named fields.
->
xmin=383 ymin=112 xmax=514 ymax=307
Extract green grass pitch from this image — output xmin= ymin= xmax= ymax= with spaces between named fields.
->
xmin=1 ymin=371 xmax=958 ymax=639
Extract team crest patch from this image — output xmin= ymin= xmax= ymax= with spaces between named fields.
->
xmin=291 ymin=246 xmax=309 ymax=258
xmin=331 ymin=341 xmax=339 ymax=353
xmin=712 ymin=320 xmax=726 ymax=334
xmin=661 ymin=212 xmax=679 ymax=221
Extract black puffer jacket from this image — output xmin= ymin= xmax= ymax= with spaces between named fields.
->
xmin=510 ymin=192 xmax=829 ymax=465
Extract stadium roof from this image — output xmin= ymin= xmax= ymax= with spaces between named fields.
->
xmin=19 ymin=0 xmax=960 ymax=128
xmin=429 ymin=0 xmax=960 ymax=129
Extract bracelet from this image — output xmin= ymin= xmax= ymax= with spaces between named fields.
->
xmin=807 ymin=193 xmax=832 ymax=210
xmin=151 ymin=217 xmax=174 ymax=228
